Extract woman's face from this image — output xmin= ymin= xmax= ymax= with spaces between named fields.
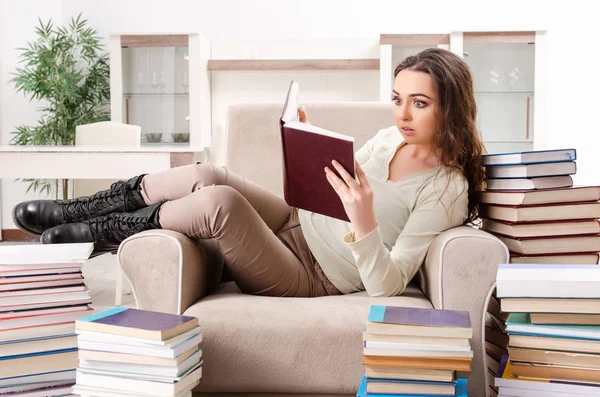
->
xmin=392 ymin=69 xmax=439 ymax=147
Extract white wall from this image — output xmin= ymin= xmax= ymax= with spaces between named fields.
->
xmin=1 ymin=0 xmax=599 ymax=230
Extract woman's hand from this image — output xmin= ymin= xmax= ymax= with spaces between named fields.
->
xmin=325 ymin=160 xmax=377 ymax=240
xmin=299 ymin=105 xmax=310 ymax=124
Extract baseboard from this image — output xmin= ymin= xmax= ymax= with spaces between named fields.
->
xmin=1 ymin=229 xmax=39 ymax=242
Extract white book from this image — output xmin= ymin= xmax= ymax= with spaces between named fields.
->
xmin=0 ymin=308 xmax=93 ymax=331
xmin=0 ymin=266 xmax=82 ymax=277
xmin=72 ymin=385 xmax=194 ymax=397
xmin=77 ymin=360 xmax=202 ymax=382
xmin=75 ymin=366 xmax=202 ymax=396
xmin=363 ymin=348 xmax=473 ymax=358
xmin=0 ymin=335 xmax=77 ymax=358
xmin=364 ymin=341 xmax=472 ymax=352
xmin=0 ymin=380 xmax=74 ymax=395
xmin=76 ymin=325 xmax=201 ymax=347
xmin=482 ymin=149 xmax=577 ymax=166
xmin=5 ymin=385 xmax=74 ymax=397
xmin=0 ymin=304 xmax=90 ymax=319
xmin=77 ymin=332 xmax=202 ymax=359
xmin=499 ymin=386 xmax=599 ymax=397
xmin=0 ymin=297 xmax=92 ymax=312
xmin=78 ymin=346 xmax=198 ymax=367
xmin=0 ymin=322 xmax=75 ymax=344
xmin=496 ymin=263 xmax=600 ymax=298
xmin=0 ymin=243 xmax=93 ymax=264
xmin=80 ymin=349 xmax=203 ymax=378
xmin=0 ymin=278 xmax=85 ymax=292
xmin=0 ymin=369 xmax=75 ymax=385
xmin=486 ymin=161 xmax=576 ymax=178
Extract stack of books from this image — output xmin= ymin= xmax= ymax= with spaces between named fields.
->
xmin=493 ymin=263 xmax=600 ymax=395
xmin=72 ymin=307 xmax=203 ymax=397
xmin=480 ymin=148 xmax=600 ymax=265
xmin=0 ymin=242 xmax=95 ymax=397
xmin=357 ymin=305 xmax=472 ymax=397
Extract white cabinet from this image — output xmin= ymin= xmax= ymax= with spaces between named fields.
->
xmin=109 ymin=33 xmax=211 ymax=149
xmin=379 ymin=31 xmax=543 ymax=154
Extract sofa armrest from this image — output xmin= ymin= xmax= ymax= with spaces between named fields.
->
xmin=117 ymin=230 xmax=224 ymax=315
xmin=419 ymin=225 xmax=508 ymax=397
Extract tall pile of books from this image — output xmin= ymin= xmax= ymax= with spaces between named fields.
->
xmin=357 ymin=305 xmax=472 ymax=397
xmin=479 ymin=148 xmax=600 ymax=395
xmin=0 ymin=242 xmax=94 ymax=397
xmin=72 ymin=307 xmax=203 ymax=397
xmin=493 ymin=263 xmax=600 ymax=395
xmin=480 ymin=148 xmax=600 ymax=265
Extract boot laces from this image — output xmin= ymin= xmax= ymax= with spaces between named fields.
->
xmin=59 ymin=181 xmax=132 ymax=221
xmin=88 ymin=212 xmax=150 ymax=243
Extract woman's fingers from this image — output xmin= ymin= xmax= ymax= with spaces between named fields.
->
xmin=355 ymin=161 xmax=370 ymax=187
xmin=331 ymin=160 xmax=359 ymax=189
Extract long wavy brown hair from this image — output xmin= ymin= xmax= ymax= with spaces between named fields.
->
xmin=394 ymin=48 xmax=486 ymax=224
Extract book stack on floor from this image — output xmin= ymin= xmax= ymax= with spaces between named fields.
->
xmin=480 ymin=148 xmax=600 ymax=265
xmin=357 ymin=305 xmax=472 ymax=397
xmin=72 ymin=307 xmax=202 ymax=397
xmin=484 ymin=295 xmax=509 ymax=397
xmin=0 ymin=242 xmax=95 ymax=397
xmin=493 ymin=263 xmax=600 ymax=396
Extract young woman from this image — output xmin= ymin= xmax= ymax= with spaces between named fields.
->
xmin=13 ymin=48 xmax=485 ymax=298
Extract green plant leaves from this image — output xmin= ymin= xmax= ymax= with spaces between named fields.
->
xmin=10 ymin=13 xmax=110 ymax=199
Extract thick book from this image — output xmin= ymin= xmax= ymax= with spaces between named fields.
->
xmin=482 ymin=218 xmax=600 ymax=238
xmin=508 ymin=333 xmax=600 ymax=354
xmin=485 ymin=175 xmax=573 ymax=190
xmin=501 ymin=296 xmax=600 ymax=314
xmin=509 ymin=252 xmax=600 ymax=265
xmin=506 ymin=313 xmax=600 ymax=340
xmin=480 ymin=201 xmax=600 ymax=223
xmin=363 ymin=366 xmax=455 ymax=382
xmin=357 ymin=375 xmax=467 ymax=397
xmin=362 ymin=355 xmax=472 ymax=371
xmin=529 ymin=313 xmax=600 ymax=325
xmin=479 ymin=186 xmax=600 ymax=206
xmin=496 ymin=263 xmax=600 ymax=298
xmin=365 ymin=377 xmax=458 ymax=396
xmin=366 ymin=305 xmax=472 ymax=339
xmin=75 ymin=307 xmax=198 ymax=341
xmin=485 ymin=161 xmax=576 ymax=179
xmin=482 ymin=148 xmax=576 ymax=166
xmin=279 ymin=81 xmax=355 ymax=221
xmin=495 ymin=355 xmax=600 ymax=395
xmin=497 ymin=234 xmax=600 ymax=255
xmin=0 ymin=243 xmax=93 ymax=265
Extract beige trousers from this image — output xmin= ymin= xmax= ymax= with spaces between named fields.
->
xmin=139 ymin=163 xmax=341 ymax=297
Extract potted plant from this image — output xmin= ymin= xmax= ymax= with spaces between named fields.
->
xmin=10 ymin=14 xmax=110 ymax=199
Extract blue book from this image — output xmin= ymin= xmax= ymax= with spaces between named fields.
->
xmin=506 ymin=313 xmax=600 ymax=340
xmin=482 ymin=148 xmax=576 ymax=166
xmin=357 ymin=375 xmax=467 ymax=397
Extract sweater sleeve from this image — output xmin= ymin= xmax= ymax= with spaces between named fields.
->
xmin=343 ymin=172 xmax=469 ymax=297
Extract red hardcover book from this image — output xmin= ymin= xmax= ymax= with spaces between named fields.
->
xmin=279 ymin=81 xmax=354 ymax=222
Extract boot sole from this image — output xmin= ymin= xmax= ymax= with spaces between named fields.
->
xmin=11 ymin=206 xmax=42 ymax=236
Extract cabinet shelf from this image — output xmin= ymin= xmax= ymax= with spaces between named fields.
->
xmin=207 ymin=59 xmax=379 ymax=71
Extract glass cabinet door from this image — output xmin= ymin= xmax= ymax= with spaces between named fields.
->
xmin=120 ymin=35 xmax=190 ymax=146
xmin=461 ymin=32 xmax=536 ymax=154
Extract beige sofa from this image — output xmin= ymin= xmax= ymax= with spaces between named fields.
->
xmin=117 ymin=102 xmax=509 ymax=397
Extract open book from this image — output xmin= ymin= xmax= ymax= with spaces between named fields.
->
xmin=279 ymin=81 xmax=355 ymax=221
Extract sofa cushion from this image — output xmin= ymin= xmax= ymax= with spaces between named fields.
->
xmin=186 ymin=282 xmax=433 ymax=394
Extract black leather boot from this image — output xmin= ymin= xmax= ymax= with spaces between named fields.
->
xmin=12 ymin=175 xmax=147 ymax=236
xmin=40 ymin=203 xmax=162 ymax=256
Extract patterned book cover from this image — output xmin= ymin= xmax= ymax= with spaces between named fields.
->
xmin=368 ymin=306 xmax=471 ymax=329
